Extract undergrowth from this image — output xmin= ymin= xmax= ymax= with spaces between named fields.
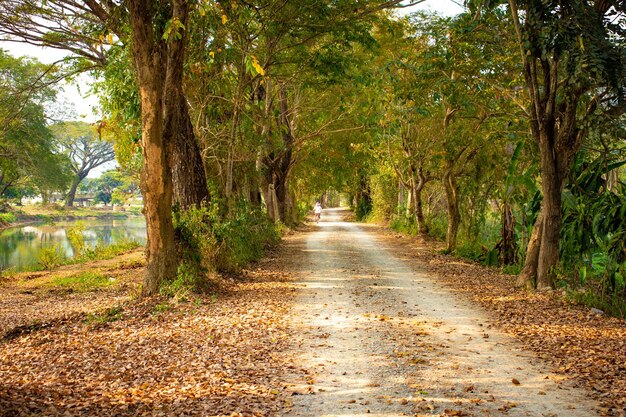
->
xmin=163 ymin=201 xmax=281 ymax=297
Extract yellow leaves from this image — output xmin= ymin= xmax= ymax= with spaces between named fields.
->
xmin=251 ymin=55 xmax=265 ymax=76
xmin=222 ymin=14 xmax=228 ymax=24
xmin=209 ymin=51 xmax=215 ymax=59
xmin=245 ymin=55 xmax=265 ymax=77
xmin=97 ymin=33 xmax=116 ymax=47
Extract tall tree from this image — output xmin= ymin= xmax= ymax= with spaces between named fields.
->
xmin=0 ymin=0 xmax=210 ymax=294
xmin=0 ymin=50 xmax=70 ymax=201
xmin=52 ymin=121 xmax=115 ymax=206
xmin=471 ymin=0 xmax=626 ymax=288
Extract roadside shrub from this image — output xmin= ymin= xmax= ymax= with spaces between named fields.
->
xmin=168 ymin=201 xmax=281 ymax=295
xmin=212 ymin=201 xmax=280 ymax=272
xmin=389 ymin=215 xmax=417 ymax=235
xmin=171 ymin=203 xmax=215 ymax=295
xmin=426 ymin=213 xmax=447 ymax=241
xmin=368 ymin=173 xmax=397 ymax=222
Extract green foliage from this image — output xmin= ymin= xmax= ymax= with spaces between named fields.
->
xmin=558 ymin=153 xmax=626 ymax=314
xmin=367 ymin=172 xmax=397 ymax=222
xmin=66 ymin=222 xmax=86 ymax=257
xmin=0 ymin=212 xmax=16 ymax=224
xmin=81 ymin=239 xmax=141 ymax=262
xmin=171 ymin=203 xmax=215 ymax=294
xmin=211 ymin=201 xmax=281 ymax=272
xmin=171 ymin=199 xmax=281 ymax=289
xmin=389 ymin=215 xmax=417 ymax=235
xmin=37 ymin=244 xmax=66 ymax=270
xmin=0 ymin=50 xmax=71 ymax=200
xmin=426 ymin=213 xmax=448 ymax=242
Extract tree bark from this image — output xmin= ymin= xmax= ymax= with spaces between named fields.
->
xmin=65 ymin=177 xmax=81 ymax=207
xmin=161 ymin=1 xmax=209 ymax=210
xmin=412 ymin=169 xmax=429 ymax=235
xmin=169 ymin=95 xmax=210 ymax=209
xmin=517 ymin=209 xmax=543 ymax=289
xmin=536 ymin=130 xmax=566 ymax=289
xmin=128 ymin=0 xmax=178 ymax=296
xmin=443 ymin=166 xmax=460 ymax=253
xmin=500 ymin=202 xmax=518 ymax=265
xmin=260 ymin=83 xmax=295 ymax=225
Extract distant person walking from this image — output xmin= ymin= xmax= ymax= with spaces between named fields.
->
xmin=314 ymin=201 xmax=322 ymax=223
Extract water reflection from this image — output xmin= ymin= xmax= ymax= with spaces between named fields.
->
xmin=0 ymin=217 xmax=146 ymax=271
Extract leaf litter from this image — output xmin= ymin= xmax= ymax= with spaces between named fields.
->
xmin=0 ymin=246 xmax=298 ymax=416
xmin=1 ymin=218 xmax=625 ymax=417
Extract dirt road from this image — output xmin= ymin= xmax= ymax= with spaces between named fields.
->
xmin=285 ymin=208 xmax=598 ymax=417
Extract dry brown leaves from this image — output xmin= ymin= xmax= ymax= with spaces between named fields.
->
xmin=0 ymin=246 xmax=298 ymax=416
xmin=374 ymin=227 xmax=626 ymax=417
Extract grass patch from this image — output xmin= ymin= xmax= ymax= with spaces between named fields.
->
xmin=51 ymin=271 xmax=114 ymax=292
xmin=85 ymin=306 xmax=123 ymax=326
xmin=32 ymin=239 xmax=141 ymax=272
xmin=0 ymin=212 xmax=17 ymax=224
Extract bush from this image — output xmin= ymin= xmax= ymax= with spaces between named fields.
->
xmin=389 ymin=215 xmax=417 ymax=235
xmin=426 ymin=213 xmax=447 ymax=241
xmin=168 ymin=201 xmax=282 ymax=295
xmin=66 ymin=222 xmax=86 ymax=257
xmin=212 ymin=201 xmax=280 ymax=272
xmin=82 ymin=239 xmax=141 ymax=262
xmin=37 ymin=244 xmax=66 ymax=269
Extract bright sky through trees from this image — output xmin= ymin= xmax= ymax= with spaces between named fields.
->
xmin=0 ymin=0 xmax=463 ymax=123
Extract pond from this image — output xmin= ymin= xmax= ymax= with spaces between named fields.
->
xmin=0 ymin=217 xmax=146 ymax=271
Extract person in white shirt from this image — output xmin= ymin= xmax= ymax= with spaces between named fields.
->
xmin=314 ymin=201 xmax=322 ymax=223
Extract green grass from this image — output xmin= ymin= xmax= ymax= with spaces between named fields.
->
xmin=0 ymin=212 xmax=17 ymax=224
xmin=51 ymin=271 xmax=114 ymax=292
xmin=31 ymin=239 xmax=142 ymax=272
xmin=85 ymin=306 xmax=123 ymax=325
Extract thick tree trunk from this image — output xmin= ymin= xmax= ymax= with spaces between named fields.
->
xmin=128 ymin=0 xmax=177 ymax=296
xmin=443 ymin=168 xmax=460 ymax=253
xmin=536 ymin=143 xmax=564 ymax=289
xmin=169 ymin=95 xmax=210 ymax=209
xmin=161 ymin=0 xmax=208 ymax=210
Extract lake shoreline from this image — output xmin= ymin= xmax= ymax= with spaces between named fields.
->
xmin=0 ymin=205 xmax=144 ymax=232
xmin=0 ymin=211 xmax=146 ymax=272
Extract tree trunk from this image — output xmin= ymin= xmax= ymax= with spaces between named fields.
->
xmin=65 ymin=178 xmax=81 ymax=207
xmin=412 ymin=171 xmax=429 ymax=235
xmin=260 ymin=83 xmax=294 ymax=225
xmin=517 ymin=209 xmax=543 ymax=288
xmin=536 ymin=142 xmax=564 ymax=289
xmin=128 ymin=0 xmax=178 ymax=296
xmin=169 ymin=95 xmax=210 ymax=209
xmin=500 ymin=202 xmax=518 ymax=265
xmin=267 ymin=183 xmax=280 ymax=222
xmin=443 ymin=167 xmax=460 ymax=252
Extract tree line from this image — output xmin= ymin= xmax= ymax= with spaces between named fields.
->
xmin=0 ymin=1 xmax=624 ymax=313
